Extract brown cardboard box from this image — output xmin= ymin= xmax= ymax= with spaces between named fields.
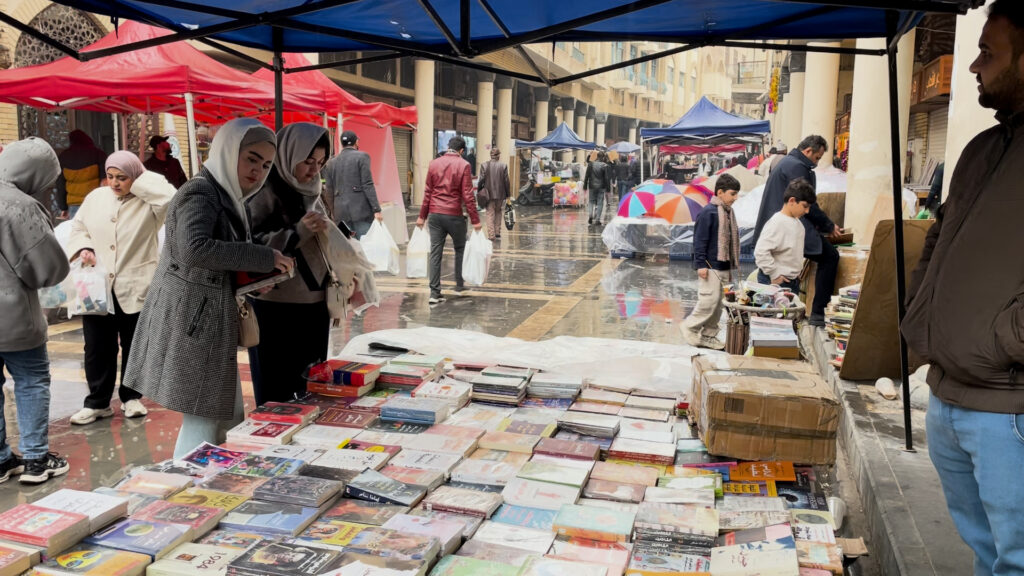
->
xmin=691 ymin=355 xmax=840 ymax=465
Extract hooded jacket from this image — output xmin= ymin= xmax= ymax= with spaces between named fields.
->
xmin=902 ymin=111 xmax=1024 ymax=414
xmin=0 ymin=138 xmax=71 ymax=351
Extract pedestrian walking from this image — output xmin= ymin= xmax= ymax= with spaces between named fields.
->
xmin=614 ymin=155 xmax=631 ymax=200
xmin=57 ymin=130 xmax=107 ymax=219
xmin=584 ymin=151 xmax=613 ymax=226
xmin=476 ymin=148 xmax=510 ymax=241
xmin=0 ymin=137 xmax=72 ymax=484
xmin=323 ymin=130 xmax=381 ymax=238
xmin=246 ymin=122 xmax=333 ymax=406
xmin=903 ymin=3 xmax=1024 ymax=573
xmin=416 ymin=136 xmax=482 ymax=304
xmin=144 ymin=135 xmax=188 ymax=189
xmin=122 ymin=118 xmax=294 ymax=458
xmin=67 ymin=151 xmax=176 ymax=425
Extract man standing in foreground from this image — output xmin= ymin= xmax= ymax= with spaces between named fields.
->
xmin=143 ymin=135 xmax=187 ymax=189
xmin=752 ymin=135 xmax=843 ymax=326
xmin=902 ymin=3 xmax=1024 ymax=574
xmin=324 ymin=130 xmax=382 ymax=238
xmin=416 ymin=136 xmax=482 ymax=304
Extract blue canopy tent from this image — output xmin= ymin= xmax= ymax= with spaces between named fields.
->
xmin=3 ymin=0 xmax=982 ymax=451
xmin=641 ymin=96 xmax=771 ymax=145
xmin=514 ymin=122 xmax=597 ymax=151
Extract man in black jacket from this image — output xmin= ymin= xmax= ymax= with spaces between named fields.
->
xmin=614 ymin=156 xmax=632 ymax=200
xmin=753 ymin=135 xmax=843 ymax=325
xmin=323 ymin=130 xmax=381 ymax=238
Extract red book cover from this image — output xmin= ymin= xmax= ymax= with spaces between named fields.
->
xmin=535 ymin=437 xmax=601 ymax=461
xmin=251 ymin=422 xmax=296 ymax=439
xmin=0 ymin=504 xmax=89 ymax=547
xmin=249 ymin=402 xmax=319 ymax=424
xmin=316 ymin=407 xmax=378 ymax=428
xmin=338 ymin=439 xmax=403 ymax=456
xmin=307 ymin=381 xmax=375 ymax=398
xmin=308 ymin=360 xmax=383 ymax=387
xmin=131 ymin=500 xmax=224 ymax=532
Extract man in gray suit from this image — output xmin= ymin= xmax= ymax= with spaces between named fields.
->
xmin=323 ymin=130 xmax=382 ymax=238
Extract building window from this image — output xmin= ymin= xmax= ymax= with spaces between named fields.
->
xmin=363 ymin=59 xmax=397 ymax=84
xmin=321 ymin=51 xmax=361 ymax=75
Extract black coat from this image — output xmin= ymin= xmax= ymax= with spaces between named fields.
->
xmin=692 ymin=203 xmax=732 ymax=271
xmin=752 ymin=149 xmax=835 ymax=256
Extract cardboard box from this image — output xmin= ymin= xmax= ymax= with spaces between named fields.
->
xmin=691 ymin=355 xmax=839 ymax=465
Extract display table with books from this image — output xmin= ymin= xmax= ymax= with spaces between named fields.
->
xmin=0 ymin=331 xmax=856 ymax=576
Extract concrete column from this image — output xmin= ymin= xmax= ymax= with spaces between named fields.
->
xmin=801 ymin=44 xmax=840 ymax=167
xmin=561 ymin=98 xmax=575 ymax=163
xmin=944 ymin=7 xmax=998 ymax=196
xmin=413 ymin=59 xmax=435 ymax=206
xmin=495 ymin=76 xmax=513 ymax=168
xmin=627 ymin=119 xmax=638 ymax=145
xmin=534 ymin=87 xmax=550 ymax=140
xmin=779 ymin=53 xmax=806 ymax=153
xmin=575 ymin=101 xmax=589 ymax=164
xmin=844 ymin=32 xmax=915 ymax=242
xmin=595 ymin=113 xmax=608 ymax=149
xmin=475 ymin=73 xmax=495 ymax=174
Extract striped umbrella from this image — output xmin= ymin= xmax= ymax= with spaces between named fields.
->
xmin=617 ymin=190 xmax=657 ymax=218
xmin=654 ymin=193 xmax=705 ymax=224
xmin=634 ymin=179 xmax=682 ymax=195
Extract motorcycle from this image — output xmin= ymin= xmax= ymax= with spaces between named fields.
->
xmin=516 ymin=173 xmax=555 ymax=206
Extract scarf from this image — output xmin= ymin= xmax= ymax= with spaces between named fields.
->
xmin=204 ymin=118 xmax=276 ymax=237
xmin=105 ymin=150 xmax=146 ymax=180
xmin=710 ymin=195 xmax=740 ymax=268
xmin=274 ymin=122 xmax=328 ymax=198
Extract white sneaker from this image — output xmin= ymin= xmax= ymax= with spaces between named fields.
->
xmin=122 ymin=399 xmax=148 ymax=418
xmin=70 ymin=407 xmax=114 ymax=425
xmin=682 ymin=328 xmax=703 ymax=348
xmin=701 ymin=336 xmax=726 ymax=351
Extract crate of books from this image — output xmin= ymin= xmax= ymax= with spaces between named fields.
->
xmin=691 ymin=355 xmax=840 ymax=464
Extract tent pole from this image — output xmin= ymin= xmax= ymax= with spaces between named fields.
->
xmin=886 ymin=12 xmax=914 ymax=453
xmin=184 ymin=92 xmax=199 ymax=179
xmin=112 ymin=114 xmax=120 ymax=150
xmin=273 ymin=28 xmax=284 ymax=132
xmin=640 ymin=140 xmax=645 ymax=182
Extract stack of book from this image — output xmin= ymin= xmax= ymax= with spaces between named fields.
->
xmin=248 ymin=402 xmax=320 ymax=426
xmin=556 ymin=412 xmax=620 ymax=439
xmin=379 ymin=396 xmax=452 ymax=425
xmin=552 ymin=503 xmax=636 ymax=543
xmin=0 ymin=505 xmax=92 ymax=556
xmin=345 ymin=469 xmax=428 ymax=507
xmin=526 ymin=373 xmax=583 ymax=399
xmin=469 ymin=374 xmax=527 ymax=407
xmin=314 ymin=406 xmax=378 ymax=429
xmin=378 ymin=363 xmax=437 ymax=388
xmin=629 ymin=502 xmax=720 ymax=573
xmin=225 ymin=420 xmax=303 ymax=445
xmin=306 ymin=359 xmax=383 ymax=397
xmin=389 ymin=353 xmax=446 ymax=374
xmin=749 ymin=316 xmax=801 ymax=360
xmin=411 ymin=378 xmax=472 ymax=409
xmin=826 ymin=284 xmax=860 ymax=368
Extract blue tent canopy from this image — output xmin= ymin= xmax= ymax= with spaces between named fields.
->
xmin=640 ymin=96 xmax=771 ymax=144
xmin=515 ymin=122 xmax=597 ymax=151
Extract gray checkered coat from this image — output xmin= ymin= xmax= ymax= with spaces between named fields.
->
xmin=123 ymin=168 xmax=275 ymax=420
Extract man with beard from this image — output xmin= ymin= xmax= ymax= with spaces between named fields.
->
xmin=901 ymin=2 xmax=1024 ymax=573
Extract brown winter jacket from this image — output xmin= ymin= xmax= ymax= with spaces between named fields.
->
xmin=902 ymin=110 xmax=1024 ymax=413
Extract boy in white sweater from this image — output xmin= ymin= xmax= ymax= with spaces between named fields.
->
xmin=755 ymin=178 xmax=815 ymax=291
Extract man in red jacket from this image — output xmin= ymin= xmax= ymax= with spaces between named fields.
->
xmin=416 ymin=136 xmax=482 ymax=304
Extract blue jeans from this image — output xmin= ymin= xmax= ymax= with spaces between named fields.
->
xmin=172 ymin=377 xmax=244 ymax=458
xmin=927 ymin=393 xmax=1024 ymax=576
xmin=68 ymin=204 xmax=80 ymax=219
xmin=757 ymin=270 xmax=800 ymax=292
xmin=0 ymin=344 xmax=53 ymax=461
xmin=617 ymin=181 xmax=630 ymax=198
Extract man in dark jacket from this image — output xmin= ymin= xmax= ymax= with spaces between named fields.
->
xmin=752 ymin=135 xmax=842 ymax=325
xmin=56 ymin=129 xmax=107 ymax=218
xmin=416 ymin=136 xmax=482 ymax=304
xmin=902 ymin=3 xmax=1024 ymax=572
xmin=323 ymin=130 xmax=381 ymax=238
xmin=477 ymin=148 xmax=510 ymax=241
xmin=584 ymin=152 xmax=614 ymax=226
xmin=614 ymin=156 xmax=632 ymax=200
xmin=144 ymin=135 xmax=187 ymax=189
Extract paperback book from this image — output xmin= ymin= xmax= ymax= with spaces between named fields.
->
xmin=115 ymin=472 xmax=193 ymax=498
xmin=534 ymin=437 xmax=601 ymax=461
xmin=33 ymin=489 xmax=128 ymax=533
xmin=470 ymin=521 xmax=554 ymax=554
xmin=130 ymin=500 xmax=224 ymax=537
xmin=321 ymin=498 xmax=409 ymax=526
xmin=477 ymin=430 xmax=540 ymax=453
xmin=709 ymin=533 xmax=800 ymax=576
xmin=400 ymin=433 xmax=478 ymax=457
xmin=591 ymin=461 xmax=660 ymax=487
xmin=516 ymin=460 xmax=591 ymax=487
xmin=0 ymin=504 xmax=90 ymax=554
xmin=198 ymin=473 xmax=269 ymax=496
xmin=254 ymin=444 xmax=327 ymax=463
xmin=248 ymin=402 xmax=320 ymax=425
xmin=381 ymin=513 xmax=463 ymax=556
xmin=387 ymin=450 xmax=462 ymax=477
xmin=167 ymin=488 xmax=249 ymax=511
xmin=32 ymin=544 xmax=151 ymax=575
xmin=408 ymin=506 xmax=483 ymax=539
xmin=226 ymin=540 xmax=345 ymax=576
xmin=345 ymin=469 xmax=428 ymax=507
xmin=501 ymin=477 xmax=581 ymax=511
xmin=309 ymin=448 xmax=392 ymax=471
xmin=517 ymin=555 xmax=609 ymax=576
xmin=421 ymin=485 xmax=504 ymax=518
xmin=429 ymin=555 xmax=517 ymax=576
xmin=316 ymin=406 xmax=379 ymax=429
xmin=490 ymin=504 xmax=557 ymax=531
xmin=292 ymin=424 xmax=364 ymax=448
xmin=225 ymin=455 xmax=305 ymax=478
xmin=225 ymin=420 xmax=301 ymax=445
xmin=146 ymin=542 xmax=244 ymax=576
xmin=219 ymin=500 xmax=326 ymax=537
xmin=380 ymin=466 xmax=446 ymax=491
xmin=179 ymin=442 xmax=249 ymax=469
xmin=295 ymin=522 xmax=439 ymax=562
xmin=552 ymin=503 xmax=637 ymax=543
xmin=582 ymin=478 xmax=646 ymax=503
xmin=253 ymin=474 xmax=343 ymax=507
xmin=83 ymin=519 xmax=193 ymax=559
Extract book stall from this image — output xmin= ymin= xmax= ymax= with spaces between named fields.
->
xmin=0 ymin=328 xmax=865 ymax=576
xmin=514 ymin=123 xmax=596 ymax=209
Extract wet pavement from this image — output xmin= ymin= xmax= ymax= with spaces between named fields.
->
xmin=1 ymin=204 xmax=754 ymax=509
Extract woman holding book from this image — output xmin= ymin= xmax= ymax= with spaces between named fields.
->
xmin=245 ymin=122 xmax=332 ymax=406
xmin=123 ymin=118 xmax=295 ymax=457
xmin=66 ymin=151 xmax=176 ymax=426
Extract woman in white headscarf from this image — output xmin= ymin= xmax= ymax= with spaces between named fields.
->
xmin=245 ymin=122 xmax=332 ymax=406
xmin=122 ymin=118 xmax=295 ymax=457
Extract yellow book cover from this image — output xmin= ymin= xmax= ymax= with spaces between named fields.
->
xmin=168 ymin=488 xmax=249 ymax=511
xmin=723 ymin=480 xmax=778 ymax=497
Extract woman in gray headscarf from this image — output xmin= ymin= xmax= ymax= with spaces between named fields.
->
xmin=123 ymin=118 xmax=295 ymax=457
xmin=245 ymin=122 xmax=332 ymax=406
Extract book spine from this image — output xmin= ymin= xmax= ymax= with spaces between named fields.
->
xmin=249 ymin=413 xmax=305 ymax=425
xmin=344 ymin=485 xmax=405 ymax=506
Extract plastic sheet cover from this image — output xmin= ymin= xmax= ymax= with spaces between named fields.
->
xmin=339 ymin=327 xmax=715 ymax=397
xmin=601 ymin=217 xmax=756 ymax=261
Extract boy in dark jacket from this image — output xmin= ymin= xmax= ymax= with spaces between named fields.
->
xmin=682 ymin=174 xmax=741 ymax=350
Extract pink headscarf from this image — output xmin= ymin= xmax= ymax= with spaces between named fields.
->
xmin=105 ymin=150 xmax=146 ymax=180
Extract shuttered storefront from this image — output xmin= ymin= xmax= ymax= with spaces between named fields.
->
xmin=927 ymin=107 xmax=948 ymax=166
xmin=394 ymin=128 xmax=412 ymax=204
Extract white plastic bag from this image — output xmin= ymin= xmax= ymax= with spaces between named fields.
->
xmin=461 ymin=229 xmax=493 ymax=287
xmin=359 ymin=220 xmax=400 ymax=275
xmin=406 ymin=226 xmax=429 ymax=279
xmin=67 ymin=261 xmax=113 ymax=316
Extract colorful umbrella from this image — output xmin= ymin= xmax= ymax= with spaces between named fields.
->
xmin=654 ymin=193 xmax=705 ymax=224
xmin=634 ymin=179 xmax=681 ymax=195
xmin=617 ymin=190 xmax=656 ymax=218
xmin=685 ymin=181 xmax=714 ymax=202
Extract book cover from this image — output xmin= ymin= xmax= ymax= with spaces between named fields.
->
xmin=351 ymin=430 xmax=416 ymax=448
xmin=321 ymin=498 xmax=409 ymax=526
xmin=723 ymin=481 xmax=778 ymax=498
xmin=608 ymin=438 xmax=676 ymax=465
xmin=32 ymin=544 xmax=151 ymax=575
xmin=130 ymin=500 xmax=224 ymax=536
xmin=490 ymin=504 xmax=557 ymax=531
xmin=306 ymin=380 xmax=375 ymax=398
xmin=227 ymin=540 xmax=344 ymax=576
xmin=709 ymin=534 xmax=800 ymax=576
xmin=455 ymin=539 xmax=539 ymax=567
xmin=225 ymin=420 xmax=300 ymax=445
xmin=730 ymin=462 xmax=797 ymax=483
xmin=316 ymin=407 xmax=378 ymax=429
xmin=179 ymin=442 xmax=249 ymax=469
xmin=146 ymin=542 xmax=243 ymax=575
xmin=381 ymin=513 xmax=463 ymax=555
xmin=775 ymin=468 xmax=829 ymax=512
xmin=83 ymin=519 xmax=193 ymax=559
xmin=792 ymin=524 xmax=836 ymax=544
xmin=198 ymin=472 xmax=269 ymax=496
xmin=570 ymin=401 xmax=624 ymax=416
xmin=718 ymin=496 xmax=788 ymax=512
xmin=618 ymin=407 xmax=670 ymax=422
xmin=425 ymin=424 xmax=486 ymax=441
xmin=430 ymin=555 xmax=518 ymax=576
xmin=718 ymin=511 xmax=793 ymax=532
xmin=451 ymin=449 xmax=530 ymax=486
xmin=115 ymin=472 xmax=193 ymax=498
xmin=0 ymin=504 xmax=90 ymax=550
xmin=401 ymin=433 xmax=478 ymax=457
xmin=471 ymin=521 xmax=555 ymax=554
xmin=445 ymin=404 xmax=515 ymax=430
xmin=307 ymin=359 xmax=383 ymax=387
xmin=628 ymin=548 xmax=710 ymax=573
xmin=591 ymin=461 xmax=659 ymax=487
xmin=253 ymin=474 xmax=343 ymax=507
xmin=634 ymin=501 xmax=720 ymax=540
xmin=501 ymin=478 xmax=581 ymax=511
xmin=299 ymin=465 xmax=361 ymax=484
xmin=0 ymin=545 xmax=31 ymax=576
xmin=534 ymin=437 xmax=601 ymax=461
xmin=219 ymin=500 xmax=325 ymax=536
xmin=582 ymin=478 xmax=646 ymax=503
xmin=380 ymin=466 xmax=446 ymax=490
xmin=516 ymin=460 xmax=591 ymax=488
xmin=196 ymin=530 xmax=264 ymax=551
xmin=477 ymin=431 xmax=540 ymax=453
xmin=310 ymin=448 xmax=392 ymax=471
xmin=249 ymin=402 xmax=319 ymax=425
xmin=789 ymin=510 xmax=836 ymax=530
xmin=556 ymin=413 xmax=620 ymax=438
xmin=553 ymin=503 xmax=636 ymax=543
xmin=33 ymin=489 xmax=128 ymax=533
xmin=292 ymin=424 xmax=364 ymax=448
xmin=225 ymin=455 xmax=305 ymax=478
xmin=339 ymin=438 xmax=404 ymax=456
xmin=390 ymin=354 xmax=446 ymax=370
xmin=254 ymin=444 xmax=327 ymax=463
xmin=659 ymin=475 xmax=724 ymax=498
xmin=517 ymin=555 xmax=609 ymax=576
xmin=345 ymin=469 xmax=427 ymax=507
xmin=643 ymin=486 xmax=715 ymax=507
xmin=496 ymin=419 xmax=557 ymax=437
xmin=296 ymin=522 xmax=438 ymax=561
xmin=422 ymin=486 xmax=504 ymax=518
xmin=579 ymin=388 xmax=629 ymax=405
xmin=388 ymin=449 xmax=462 ymax=476
xmin=548 ymin=538 xmax=632 ymax=576
xmin=519 ymin=397 xmax=575 ymax=410
xmin=716 ymin=523 xmax=793 ymax=547
xmin=328 ymin=552 xmax=426 ymax=576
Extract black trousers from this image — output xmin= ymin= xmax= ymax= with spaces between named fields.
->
xmin=82 ymin=294 xmax=142 ymax=409
xmin=805 ymin=240 xmax=840 ymax=317
xmin=248 ymin=299 xmax=330 ymax=406
xmin=428 ymin=214 xmax=468 ymax=297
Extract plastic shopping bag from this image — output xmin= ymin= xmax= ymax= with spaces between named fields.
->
xmin=406 ymin=226 xmax=430 ymax=278
xmin=359 ymin=220 xmax=400 ymax=275
xmin=67 ymin=261 xmax=114 ymax=316
xmin=461 ymin=229 xmax=493 ymax=287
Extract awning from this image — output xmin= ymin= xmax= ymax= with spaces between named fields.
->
xmin=641 ymin=97 xmax=771 ymax=144
xmin=515 ymin=122 xmax=597 ymax=151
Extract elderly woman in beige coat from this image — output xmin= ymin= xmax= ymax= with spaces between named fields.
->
xmin=66 ymin=151 xmax=176 ymax=425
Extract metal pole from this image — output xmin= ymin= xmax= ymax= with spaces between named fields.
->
xmin=640 ymin=140 xmax=645 ymax=181
xmin=886 ymin=12 xmax=914 ymax=452
xmin=273 ymin=28 xmax=284 ymax=132
xmin=112 ymin=113 xmax=120 ymax=150
xmin=184 ymin=92 xmax=199 ymax=178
